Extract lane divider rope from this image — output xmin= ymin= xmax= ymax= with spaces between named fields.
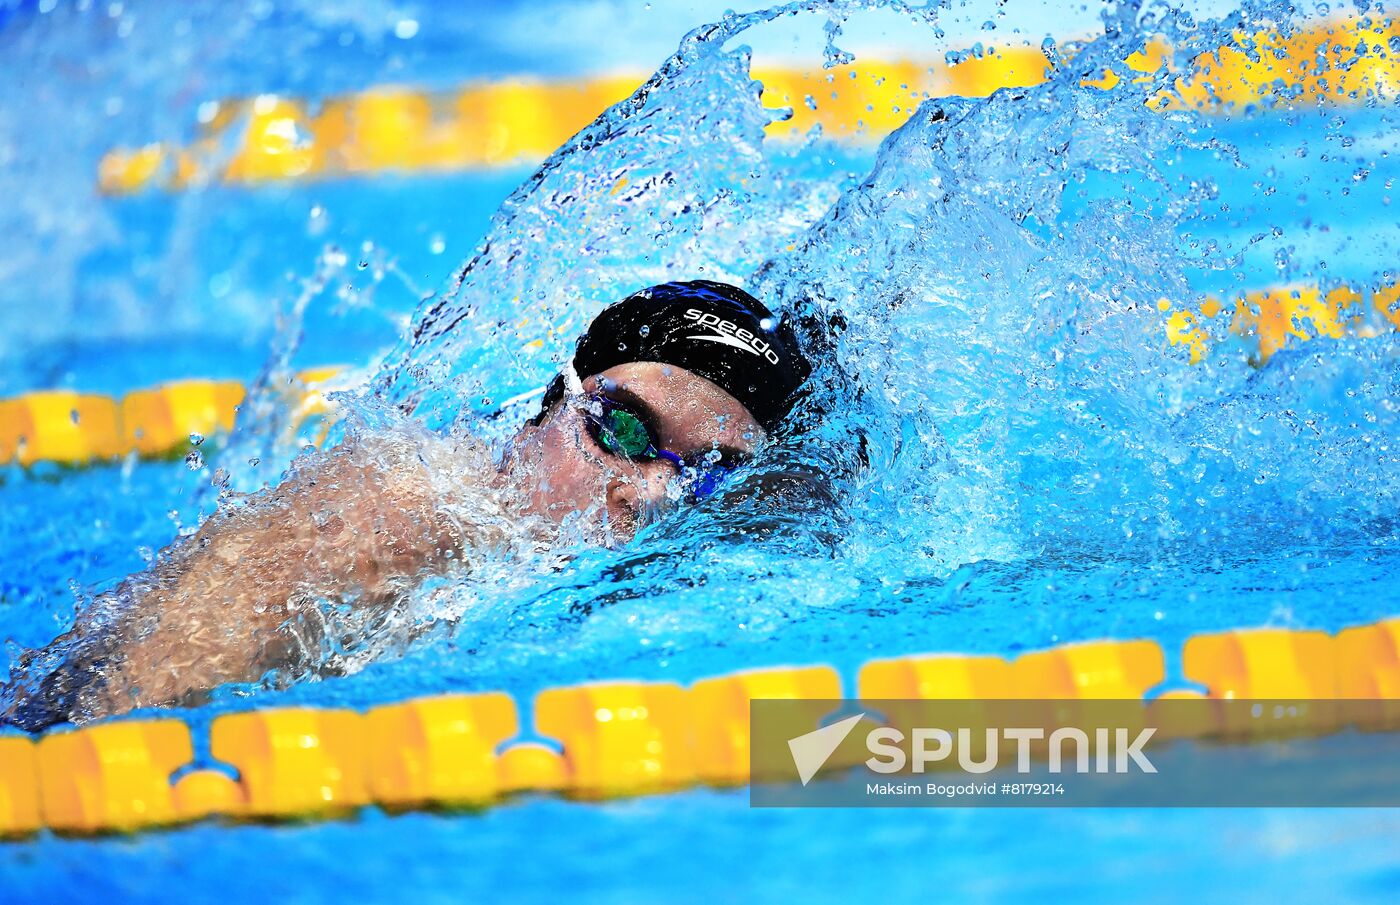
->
xmin=95 ymin=16 xmax=1399 ymax=195
xmin=0 ymin=367 xmax=344 ymax=468
xmin=1162 ymin=276 xmax=1400 ymax=364
xmin=0 ymin=617 xmax=1396 ymax=836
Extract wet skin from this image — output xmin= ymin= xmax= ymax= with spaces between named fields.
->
xmin=504 ymin=362 xmax=767 ymax=540
xmin=4 ymin=362 xmax=764 ymax=726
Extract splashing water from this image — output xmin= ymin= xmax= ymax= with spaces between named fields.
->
xmin=5 ymin=0 xmax=1400 ymax=720
xmin=358 ymin=0 xmax=1400 ymax=672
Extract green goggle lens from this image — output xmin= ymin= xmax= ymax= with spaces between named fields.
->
xmin=599 ymin=409 xmax=654 ymax=458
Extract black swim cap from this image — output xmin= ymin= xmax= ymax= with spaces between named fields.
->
xmin=541 ymin=280 xmax=811 ymax=432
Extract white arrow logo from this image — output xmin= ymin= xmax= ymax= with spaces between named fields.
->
xmin=788 ymin=713 xmax=866 ymax=786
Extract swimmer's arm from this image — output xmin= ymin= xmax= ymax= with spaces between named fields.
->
xmin=85 ymin=435 xmax=473 ymax=716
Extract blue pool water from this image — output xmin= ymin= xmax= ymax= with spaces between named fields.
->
xmin=3 ymin=0 xmax=1400 ymax=900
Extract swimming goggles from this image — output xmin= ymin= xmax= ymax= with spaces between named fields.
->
xmin=578 ymin=393 xmax=733 ymax=500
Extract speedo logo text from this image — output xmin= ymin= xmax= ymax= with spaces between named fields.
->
xmin=683 ymin=308 xmax=781 ymax=364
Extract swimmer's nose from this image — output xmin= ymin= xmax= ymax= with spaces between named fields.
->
xmin=604 ymin=461 xmax=676 ymax=532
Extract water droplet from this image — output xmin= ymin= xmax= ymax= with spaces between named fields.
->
xmin=189 ymin=432 xmax=204 ymax=446
xmin=248 ymin=457 xmax=260 ymax=468
xmin=324 ymin=245 xmax=347 ymax=269
xmin=209 ymin=272 xmax=233 ymax=298
xmin=618 ymin=342 xmax=627 ymax=351
xmin=638 ymin=325 xmax=651 ymax=337
xmin=185 ymin=450 xmax=204 ymax=470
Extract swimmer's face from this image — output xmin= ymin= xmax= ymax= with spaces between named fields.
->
xmin=506 ymin=362 xmax=766 ymax=541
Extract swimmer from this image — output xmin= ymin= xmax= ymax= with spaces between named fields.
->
xmin=3 ymin=280 xmax=813 ymax=730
